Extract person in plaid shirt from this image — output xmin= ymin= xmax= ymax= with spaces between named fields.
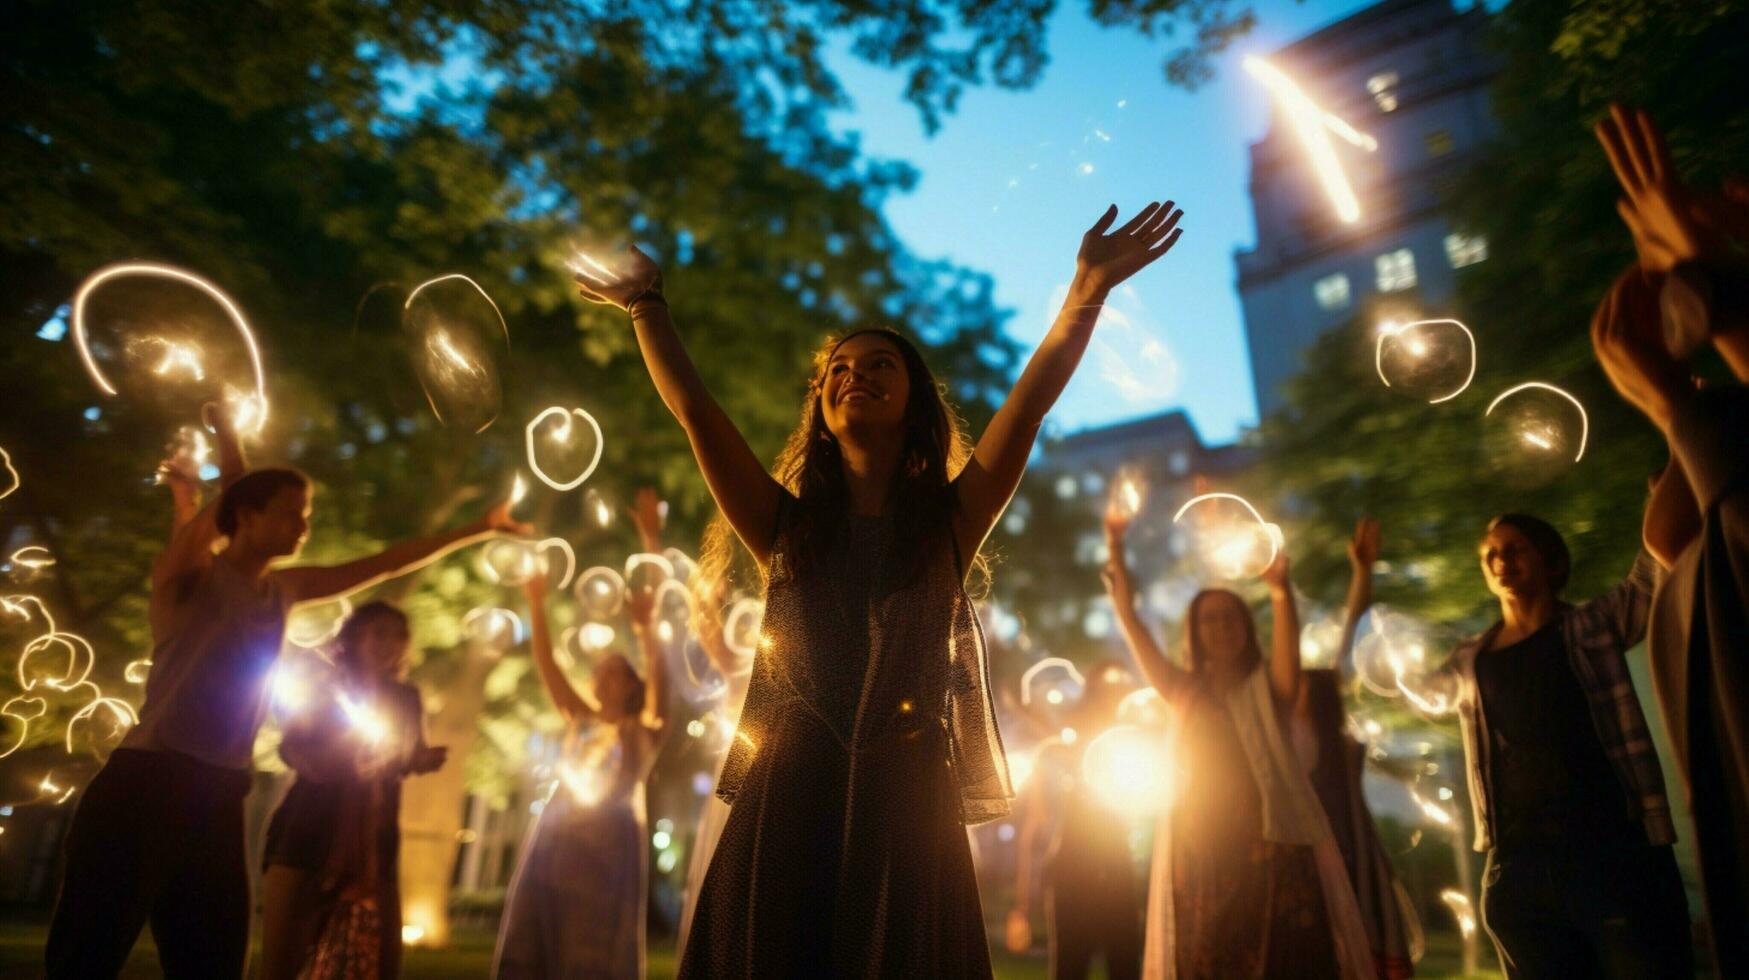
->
xmin=1383 ymin=513 xmax=1691 ymax=978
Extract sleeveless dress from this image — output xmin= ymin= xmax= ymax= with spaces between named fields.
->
xmin=678 ymin=499 xmax=1011 ymax=978
xmin=675 ymin=673 xmax=748 ymax=956
xmin=493 ymin=718 xmax=660 ymax=979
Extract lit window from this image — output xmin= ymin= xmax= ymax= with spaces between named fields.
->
xmin=1444 ymin=233 xmax=1488 ymax=268
xmin=1424 ymin=130 xmax=1455 ymax=157
xmin=1054 ymin=474 xmax=1077 ymax=500
xmin=1375 ymin=249 xmax=1418 ymax=292
xmin=1366 ymin=72 xmax=1399 ymax=112
xmin=1313 ymin=273 xmax=1351 ymax=311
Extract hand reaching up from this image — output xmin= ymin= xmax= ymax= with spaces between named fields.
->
xmin=572 ymin=245 xmax=663 ymax=312
xmin=1073 ymin=200 xmax=1185 ymax=299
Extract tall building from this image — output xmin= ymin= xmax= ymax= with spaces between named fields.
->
xmin=1237 ymin=0 xmax=1496 ymax=417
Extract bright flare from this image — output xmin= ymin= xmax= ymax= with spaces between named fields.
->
xmin=1082 ymin=725 xmax=1176 ymax=817
xmin=1243 ymin=57 xmax=1378 ymax=223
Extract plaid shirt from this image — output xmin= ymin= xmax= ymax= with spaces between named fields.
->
xmin=1434 ymin=551 xmax=1674 ymax=851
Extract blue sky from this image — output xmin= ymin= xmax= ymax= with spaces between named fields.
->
xmin=825 ymin=0 xmax=1382 ymax=445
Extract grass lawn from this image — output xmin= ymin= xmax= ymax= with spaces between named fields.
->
xmin=0 ymin=919 xmax=1498 ymax=978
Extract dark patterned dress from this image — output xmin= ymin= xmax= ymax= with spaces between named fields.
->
xmin=678 ymin=497 xmax=1011 ymax=978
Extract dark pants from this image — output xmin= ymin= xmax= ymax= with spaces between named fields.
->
xmin=46 ymin=748 xmax=253 ymax=979
xmin=1481 ymin=838 xmax=1693 ymax=979
xmin=1047 ymin=869 xmax=1143 ymax=980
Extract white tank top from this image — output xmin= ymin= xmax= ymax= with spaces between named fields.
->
xmin=122 ymin=556 xmax=292 ymax=769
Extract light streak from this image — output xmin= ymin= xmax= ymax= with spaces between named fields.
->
xmin=1020 ymin=657 xmax=1086 ymax=707
xmin=142 ymin=337 xmax=206 ymax=381
xmin=39 ymin=773 xmax=75 ymax=805
xmin=1373 ymin=319 xmax=1477 ymax=403
xmin=1485 ymin=382 xmax=1589 ymax=462
xmin=285 ymin=596 xmax=352 ymax=649
xmin=336 ymin=693 xmax=388 ymax=744
xmin=511 ymin=473 xmax=528 ymax=507
xmin=124 ymin=659 xmax=152 ymax=684
xmin=721 ymin=598 xmax=765 ymax=659
xmin=536 ymin=538 xmax=577 ymax=590
xmin=1 ymin=696 xmax=48 ymax=759
xmin=5 ymin=595 xmax=95 ymax=692
xmin=1409 ymin=785 xmax=1458 ymax=829
xmin=1243 ymin=57 xmax=1378 ymax=223
xmin=0 ymin=446 xmax=18 ymax=503
xmin=1440 ymin=889 xmax=1477 ymax=939
xmin=624 ymin=552 xmax=674 ymax=595
xmin=64 ymin=696 xmax=139 ymax=753
xmin=9 ymin=546 xmax=55 ymax=571
xmin=70 ymin=262 xmax=271 ymax=432
xmin=566 ymin=249 xmax=618 ymax=286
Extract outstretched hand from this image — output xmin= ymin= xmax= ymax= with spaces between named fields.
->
xmin=1595 ymin=105 xmax=1719 ymax=272
xmin=1260 ymin=550 xmax=1292 ymax=595
xmin=475 ymin=499 xmax=534 ymax=539
xmin=1073 ymin=200 xmax=1185 ymax=299
xmin=572 ymin=245 xmax=663 ymax=312
xmin=1347 ymin=517 xmax=1380 ymax=571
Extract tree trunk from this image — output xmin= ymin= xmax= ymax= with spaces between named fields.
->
xmin=397 ymin=637 xmax=498 ymax=948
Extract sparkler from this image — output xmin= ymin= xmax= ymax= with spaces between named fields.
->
xmin=70 ymin=262 xmax=271 ymax=433
xmin=1484 ymin=382 xmax=1589 ymax=462
xmin=574 ymin=567 xmax=626 ymax=620
xmin=1373 ymin=319 xmax=1477 ymax=403
xmin=524 ymin=407 xmax=604 ymax=492
xmin=1243 ymin=57 xmax=1379 ymax=224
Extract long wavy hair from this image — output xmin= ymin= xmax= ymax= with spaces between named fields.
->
xmin=1182 ymin=588 xmax=1262 ymax=675
xmin=696 ymin=327 xmax=985 ymax=611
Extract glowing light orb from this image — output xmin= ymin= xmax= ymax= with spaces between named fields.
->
xmin=402 ymin=274 xmax=509 ymax=433
xmin=1300 ymin=618 xmax=1345 ymax=670
xmin=478 ymin=539 xmax=541 ymax=587
xmin=1020 ymin=657 xmax=1086 ymax=708
xmin=624 ymin=553 xmax=674 ymax=599
xmin=1243 ymin=58 xmax=1378 ymax=223
xmin=463 ymin=607 xmax=524 ymax=649
xmin=524 ymin=406 xmax=604 ymax=492
xmin=337 ymin=693 xmax=388 ymax=744
xmin=1171 ymin=493 xmax=1282 ymax=581
xmin=721 ymin=598 xmax=765 ymax=659
xmin=70 ymin=262 xmax=271 ymax=434
xmin=576 ymin=622 xmax=617 ymax=654
xmin=1483 ymin=382 xmax=1588 ymax=487
xmin=1374 ymin=319 xmax=1477 ymax=403
xmin=1082 ymin=725 xmax=1177 ymax=816
xmin=573 ymin=567 xmax=626 ymax=620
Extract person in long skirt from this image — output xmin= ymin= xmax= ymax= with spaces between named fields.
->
xmin=571 ymin=198 xmax=1185 ymax=976
xmin=1104 ymin=499 xmax=1375 ymax=979
xmin=493 ymin=523 xmax=671 ymax=979
xmin=259 ymin=602 xmax=448 ymax=980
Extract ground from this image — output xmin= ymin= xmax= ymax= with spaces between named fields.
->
xmin=0 ymin=919 xmax=1495 ymax=978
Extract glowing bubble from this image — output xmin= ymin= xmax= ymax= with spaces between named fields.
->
xmin=1243 ymin=58 xmax=1378 ymax=224
xmin=585 ymin=488 xmax=614 ymax=528
xmin=663 ymin=548 xmax=697 ymax=587
xmin=1020 ymin=657 xmax=1086 ymax=708
xmin=1 ymin=696 xmax=48 ymax=759
xmin=0 ymin=446 xmax=18 ymax=503
xmin=535 ymin=538 xmax=577 ymax=591
xmin=1483 ymin=382 xmax=1589 ymax=487
xmin=401 ymin=274 xmax=509 ymax=433
xmin=285 ymin=596 xmax=352 ymax=649
xmin=70 ymin=262 xmax=271 ymax=434
xmin=1082 ymin=725 xmax=1176 ymax=816
xmin=1374 ymin=319 xmax=1477 ymax=403
xmin=721 ymin=598 xmax=765 ymax=659
xmin=624 ymin=553 xmax=674 ymax=598
xmin=1171 ymin=494 xmax=1282 ymax=581
xmin=478 ymin=539 xmax=541 ymax=587
xmin=573 ymin=567 xmax=626 ymax=620
xmin=64 ymin=696 xmax=138 ymax=755
xmin=524 ymin=406 xmax=604 ymax=492
xmin=463 ymin=607 xmax=523 ymax=648
xmin=1352 ymin=607 xmax=1441 ymax=698
xmin=1300 ymin=618 xmax=1345 ymax=670
xmin=576 ymin=622 xmax=617 ymax=654
xmin=1045 ymin=283 xmax=1181 ymax=409
xmin=1116 ymin=687 xmax=1171 ymax=730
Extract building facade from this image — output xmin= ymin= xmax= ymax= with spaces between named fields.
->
xmin=1238 ymin=0 xmax=1496 ymax=417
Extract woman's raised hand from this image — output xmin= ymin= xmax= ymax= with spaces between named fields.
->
xmin=572 ymin=244 xmax=664 ymax=312
xmin=1073 ymin=200 xmax=1185 ymax=299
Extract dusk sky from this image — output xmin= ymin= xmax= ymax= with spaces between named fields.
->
xmin=826 ymin=0 xmax=1385 ymax=445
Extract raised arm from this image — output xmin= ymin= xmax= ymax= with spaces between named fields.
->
xmin=626 ymin=585 xmax=670 ymax=732
xmin=1102 ymin=499 xmax=1187 ymax=700
xmin=274 ymin=500 xmax=530 ymax=606
xmin=1643 ymin=455 xmax=1701 ymax=569
xmin=574 ymin=247 xmax=783 ymax=565
xmin=629 ymin=486 xmax=665 ymax=554
xmin=209 ymin=401 xmax=248 ymax=490
xmin=953 ymin=202 xmax=1185 ymax=560
xmin=1337 ymin=518 xmax=1380 ymax=676
xmin=1261 ymin=552 xmax=1302 ymax=703
xmin=524 ymin=575 xmax=593 ymax=724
